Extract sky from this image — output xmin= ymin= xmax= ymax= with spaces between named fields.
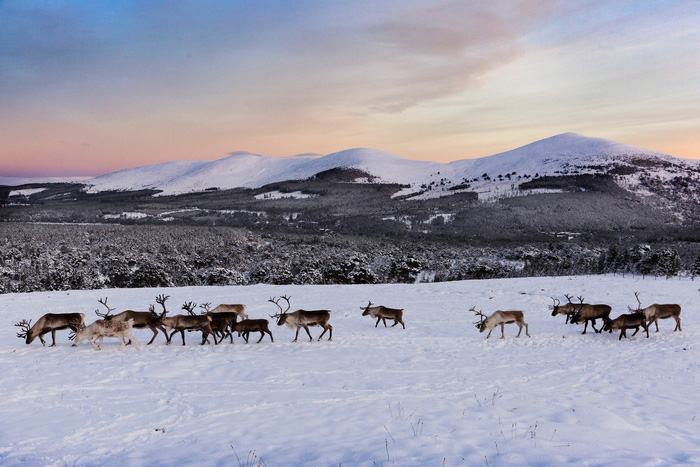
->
xmin=0 ymin=0 xmax=698 ymax=176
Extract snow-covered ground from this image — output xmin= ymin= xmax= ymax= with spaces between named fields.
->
xmin=0 ymin=275 xmax=698 ymax=466
xmin=254 ymin=190 xmax=316 ymax=200
xmin=8 ymin=188 xmax=47 ymax=197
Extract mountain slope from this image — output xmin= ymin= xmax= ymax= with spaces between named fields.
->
xmin=87 ymin=148 xmax=442 ymax=195
xmin=84 ymin=133 xmax=698 ymax=197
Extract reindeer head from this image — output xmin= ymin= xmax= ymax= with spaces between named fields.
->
xmin=550 ymin=297 xmax=561 ymax=316
xmin=268 ymin=295 xmax=291 ymax=326
xmin=14 ymin=319 xmax=33 ymax=344
xmin=361 ymin=301 xmax=373 ymax=316
xmin=470 ymin=306 xmax=488 ymax=332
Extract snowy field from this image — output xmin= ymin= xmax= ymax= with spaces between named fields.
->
xmin=0 ymin=275 xmax=698 ymax=466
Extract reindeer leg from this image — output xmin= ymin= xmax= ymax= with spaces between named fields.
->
xmin=382 ymin=318 xmax=388 ymax=327
xmin=180 ymin=330 xmax=186 ymax=346
xmin=391 ymin=320 xmax=399 ymax=327
xmin=486 ymin=328 xmax=493 ymax=339
xmin=50 ymin=329 xmax=57 ymax=347
xmin=591 ymin=319 xmax=600 ymax=333
xmin=619 ymin=329 xmax=625 ymax=340
xmin=243 ymin=331 xmax=250 ymax=343
xmin=268 ymin=330 xmax=274 ymax=342
xmin=319 ymin=325 xmax=330 ymax=341
xmin=582 ymin=320 xmax=588 ymax=335
xmin=654 ymin=319 xmax=659 ymax=333
xmin=146 ymin=326 xmax=158 ymax=345
xmin=293 ymin=327 xmax=300 ymax=342
xmin=400 ymin=319 xmax=406 ymax=329
xmin=631 ymin=326 xmax=639 ymax=337
xmin=525 ymin=323 xmax=530 ymax=337
xmin=375 ymin=317 xmax=381 ymax=328
xmin=256 ymin=331 xmax=265 ymax=343
xmin=675 ymin=316 xmax=681 ymax=332
xmin=516 ymin=324 xmax=523 ymax=337
xmin=565 ymin=314 xmax=570 ymax=324
xmin=500 ymin=323 xmax=505 ymax=339
xmin=39 ymin=333 xmax=46 ymax=347
xmin=303 ymin=325 xmax=313 ymax=341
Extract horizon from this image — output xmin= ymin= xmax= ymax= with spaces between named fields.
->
xmin=1 ymin=131 xmax=698 ymax=179
xmin=1 ymin=1 xmax=698 ymax=177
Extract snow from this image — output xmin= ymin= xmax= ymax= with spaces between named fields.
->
xmin=0 ymin=176 xmax=91 ymax=187
xmin=8 ymin=188 xmax=46 ymax=197
xmin=103 ymin=212 xmax=150 ymax=220
xmin=1 ymin=275 xmax=698 ymax=465
xmin=254 ymin=190 xmax=317 ymax=200
xmin=83 ymin=133 xmax=697 ymax=200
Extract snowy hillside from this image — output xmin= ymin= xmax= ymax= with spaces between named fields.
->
xmin=1 ymin=275 xmax=698 ymax=465
xmin=83 ymin=133 xmax=698 ymax=199
xmin=87 ymin=149 xmax=441 ymax=196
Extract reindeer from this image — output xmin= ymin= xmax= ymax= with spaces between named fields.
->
xmin=603 ymin=312 xmax=649 ymax=340
xmin=629 ymin=291 xmax=682 ymax=333
xmin=550 ymin=294 xmax=579 ymax=324
xmin=471 ymin=307 xmax=529 ymax=339
xmin=71 ymin=318 xmax=137 ymax=350
xmin=199 ymin=303 xmax=239 ymax=344
xmin=161 ymin=302 xmax=216 ymax=345
xmin=230 ymin=319 xmax=274 ymax=343
xmin=361 ymin=301 xmax=405 ymax=329
xmin=568 ymin=296 xmax=612 ymax=334
xmin=208 ymin=303 xmax=248 ymax=321
xmin=269 ymin=295 xmax=332 ymax=342
xmin=108 ymin=294 xmax=169 ymax=345
xmin=14 ymin=313 xmax=85 ymax=347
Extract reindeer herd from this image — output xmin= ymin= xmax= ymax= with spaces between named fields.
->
xmin=548 ymin=292 xmax=682 ymax=340
xmin=12 ymin=290 xmax=683 ymax=349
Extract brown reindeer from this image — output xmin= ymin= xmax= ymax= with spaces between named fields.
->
xmin=161 ymin=302 xmax=216 ymax=345
xmin=14 ymin=313 xmax=85 ymax=346
xmin=109 ymin=294 xmax=168 ymax=345
xmin=269 ymin=295 xmax=332 ymax=342
xmin=550 ymin=295 xmax=579 ymax=324
xmin=472 ymin=307 xmax=529 ymax=339
xmin=629 ymin=291 xmax=682 ymax=333
xmin=603 ymin=312 xmax=649 ymax=340
xmin=231 ymin=319 xmax=274 ymax=343
xmin=568 ymin=296 xmax=612 ymax=334
xmin=361 ymin=301 xmax=405 ymax=329
xmin=199 ymin=303 xmax=239 ymax=344
xmin=71 ymin=318 xmax=137 ymax=350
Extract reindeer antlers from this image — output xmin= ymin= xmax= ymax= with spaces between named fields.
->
xmin=95 ymin=297 xmax=115 ymax=319
xmin=550 ymin=297 xmax=560 ymax=307
xmin=469 ymin=306 xmax=487 ymax=329
xmin=199 ymin=303 xmax=212 ymax=314
xmin=268 ymin=295 xmax=291 ymax=317
xmin=564 ymin=294 xmax=574 ymax=304
xmin=628 ymin=291 xmax=642 ymax=312
xmin=182 ymin=301 xmax=198 ymax=315
xmin=14 ymin=319 xmax=32 ymax=339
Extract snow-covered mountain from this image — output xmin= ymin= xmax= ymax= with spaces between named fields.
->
xmin=85 ymin=133 xmax=698 ymax=197
xmin=87 ymin=148 xmax=442 ymax=196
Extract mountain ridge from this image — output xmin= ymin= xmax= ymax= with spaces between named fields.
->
xmin=54 ymin=133 xmax=700 ymax=197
